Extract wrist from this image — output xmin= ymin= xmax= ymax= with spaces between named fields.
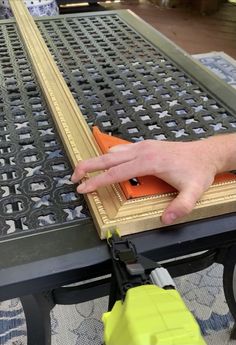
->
xmin=204 ymin=134 xmax=236 ymax=173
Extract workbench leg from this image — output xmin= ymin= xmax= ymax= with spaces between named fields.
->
xmin=222 ymin=247 xmax=236 ymax=339
xmin=230 ymin=324 xmax=236 ymax=340
xmin=20 ymin=291 xmax=55 ymax=345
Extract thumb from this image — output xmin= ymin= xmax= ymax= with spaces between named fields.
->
xmin=161 ymin=185 xmax=204 ymax=225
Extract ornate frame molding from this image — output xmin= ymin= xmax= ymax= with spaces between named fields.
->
xmin=9 ymin=1 xmax=236 ymax=238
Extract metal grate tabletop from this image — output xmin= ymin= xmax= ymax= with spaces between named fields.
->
xmin=1 ymin=11 xmax=236 ymax=242
xmin=0 ymin=18 xmax=91 ymax=242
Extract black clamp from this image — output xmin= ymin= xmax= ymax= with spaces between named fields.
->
xmin=107 ymin=231 xmax=159 ymax=301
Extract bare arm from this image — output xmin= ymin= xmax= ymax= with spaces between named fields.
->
xmin=71 ymin=133 xmax=236 ymax=225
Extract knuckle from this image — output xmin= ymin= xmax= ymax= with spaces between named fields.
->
xmin=77 ymin=161 xmax=87 ymax=171
xmin=140 ymin=140 xmax=153 ymax=150
xmin=101 ymin=154 xmax=112 ymax=166
xmin=106 ymin=167 xmax=118 ymax=182
xmin=145 ymin=151 xmax=155 ymax=162
xmin=85 ymin=178 xmax=97 ymax=191
xmin=180 ymin=197 xmax=195 ymax=215
xmin=74 ymin=162 xmax=81 ymax=171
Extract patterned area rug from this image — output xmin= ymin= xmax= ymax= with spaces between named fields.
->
xmin=193 ymin=51 xmax=236 ymax=89
xmin=1 ymin=51 xmax=236 ymax=345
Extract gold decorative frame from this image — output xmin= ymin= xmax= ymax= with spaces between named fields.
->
xmin=9 ymin=0 xmax=236 ymax=239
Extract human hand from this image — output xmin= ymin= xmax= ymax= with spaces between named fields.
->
xmin=71 ymin=137 xmax=224 ymax=225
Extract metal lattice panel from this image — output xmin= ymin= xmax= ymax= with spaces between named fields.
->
xmin=0 ymin=21 xmax=90 ymax=241
xmin=37 ymin=14 xmax=236 ymax=142
xmin=1 ymin=12 xmax=236 ymax=241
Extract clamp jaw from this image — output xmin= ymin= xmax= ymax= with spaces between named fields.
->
xmin=106 ymin=230 xmax=160 ymax=303
xmin=103 ymin=230 xmax=206 ymax=345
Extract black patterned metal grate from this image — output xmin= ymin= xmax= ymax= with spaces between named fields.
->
xmin=38 ymin=14 xmax=236 ymax=142
xmin=0 ymin=12 xmax=236 ymax=241
xmin=0 ymin=20 xmax=90 ymax=241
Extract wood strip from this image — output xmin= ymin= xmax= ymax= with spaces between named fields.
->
xmin=9 ymin=0 xmax=98 ymax=167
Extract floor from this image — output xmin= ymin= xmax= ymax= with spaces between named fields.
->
xmin=60 ymin=0 xmax=236 ymax=58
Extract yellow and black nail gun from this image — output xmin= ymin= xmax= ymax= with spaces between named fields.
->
xmin=102 ymin=230 xmax=206 ymax=345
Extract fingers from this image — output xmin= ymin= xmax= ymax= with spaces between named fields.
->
xmin=161 ymin=184 xmax=205 ymax=225
xmin=76 ymin=159 xmax=148 ymax=193
xmin=71 ymin=149 xmax=135 ymax=183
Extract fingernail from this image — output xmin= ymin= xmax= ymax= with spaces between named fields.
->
xmin=164 ymin=212 xmax=177 ymax=225
xmin=77 ymin=182 xmax=86 ymax=193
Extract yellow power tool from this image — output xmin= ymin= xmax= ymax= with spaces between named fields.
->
xmin=103 ymin=231 xmax=206 ymax=345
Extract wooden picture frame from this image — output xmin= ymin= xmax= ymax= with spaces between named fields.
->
xmin=9 ymin=0 xmax=236 ymax=239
